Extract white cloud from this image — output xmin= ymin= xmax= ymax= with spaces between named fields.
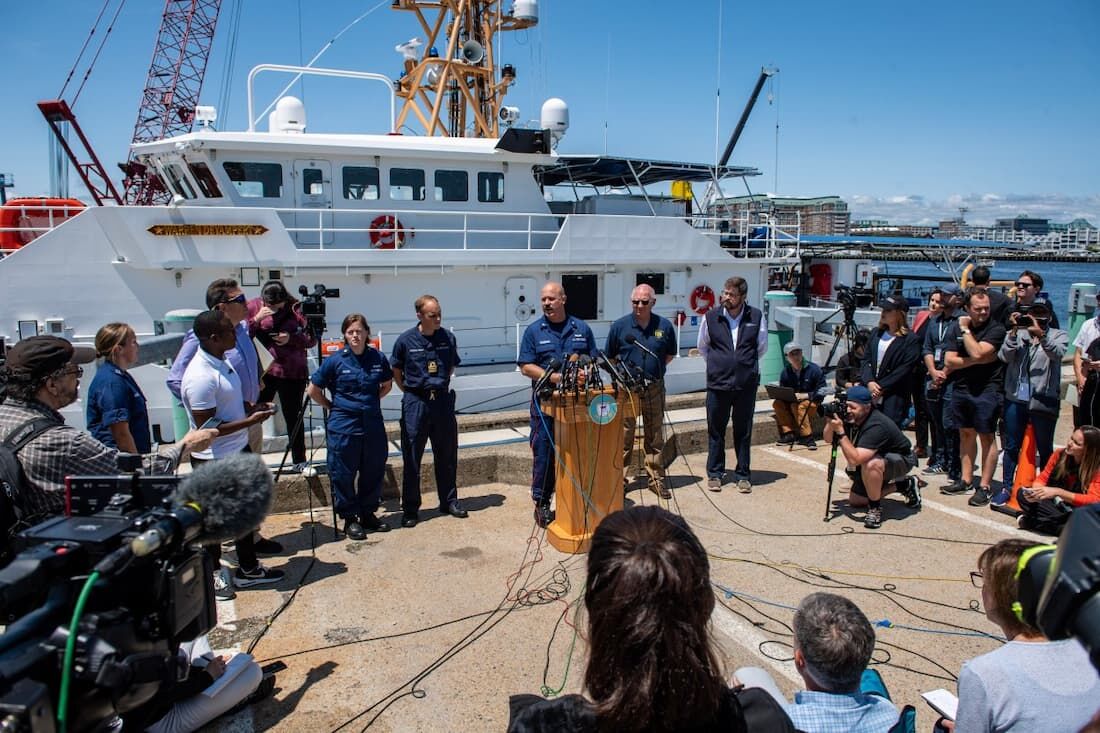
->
xmin=849 ymin=193 xmax=1100 ymax=228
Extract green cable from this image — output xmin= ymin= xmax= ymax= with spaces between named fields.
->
xmin=58 ymin=570 xmax=100 ymax=733
xmin=540 ymin=624 xmax=579 ymax=697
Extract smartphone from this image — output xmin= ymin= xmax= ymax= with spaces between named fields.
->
xmin=200 ymin=417 xmax=224 ymax=430
xmin=261 ymin=660 xmax=287 ymax=675
xmin=921 ymin=688 xmax=958 ymax=721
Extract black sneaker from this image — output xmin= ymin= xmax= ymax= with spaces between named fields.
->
xmin=922 ymin=464 xmax=945 ymax=475
xmin=968 ymin=486 xmax=993 ymax=507
xmin=776 ymin=433 xmax=796 ymax=445
xmin=534 ymin=503 xmax=553 ymax=528
xmin=899 ymin=476 xmax=922 ymax=509
xmin=940 ymin=480 xmax=973 ymax=495
xmin=234 ymin=564 xmax=285 ymax=588
xmin=864 ymin=507 xmax=883 ymax=529
xmin=798 ymin=437 xmax=817 ymax=450
xmin=213 ymin=567 xmax=237 ymax=600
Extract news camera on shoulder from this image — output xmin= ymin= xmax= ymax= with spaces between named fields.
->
xmin=0 ymin=453 xmax=273 ymax=732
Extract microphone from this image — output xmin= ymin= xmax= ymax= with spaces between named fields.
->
xmin=131 ymin=453 xmax=274 ymax=557
xmin=624 ymin=333 xmax=661 ymax=361
xmin=532 ymin=357 xmax=563 ymax=395
xmin=596 ymin=350 xmax=631 ymax=388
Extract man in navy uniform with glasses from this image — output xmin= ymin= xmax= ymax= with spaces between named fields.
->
xmin=607 ymin=284 xmax=678 ymax=499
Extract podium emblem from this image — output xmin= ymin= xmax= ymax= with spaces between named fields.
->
xmin=588 ymin=394 xmax=618 ymax=425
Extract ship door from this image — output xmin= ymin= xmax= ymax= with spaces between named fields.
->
xmin=505 ymin=276 xmax=538 ymax=343
xmin=293 ymin=160 xmax=334 ymax=246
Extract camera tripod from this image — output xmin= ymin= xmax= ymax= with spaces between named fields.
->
xmin=819 ymin=306 xmax=863 ymax=381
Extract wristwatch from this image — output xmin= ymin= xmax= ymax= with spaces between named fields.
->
xmin=960 ymin=328 xmax=971 ymax=335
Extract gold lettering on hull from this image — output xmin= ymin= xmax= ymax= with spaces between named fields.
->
xmin=147 ymin=224 xmax=269 ymax=236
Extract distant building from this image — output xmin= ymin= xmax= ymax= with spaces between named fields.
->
xmin=711 ymin=194 xmax=850 ymax=235
xmin=938 ymin=219 xmax=970 ymax=238
xmin=849 ymin=222 xmax=935 ymax=238
xmin=994 ymin=216 xmax=1050 ymax=235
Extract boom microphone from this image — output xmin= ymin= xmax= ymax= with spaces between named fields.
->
xmin=131 ymin=453 xmax=274 ymax=556
xmin=624 ymin=333 xmax=661 ymax=361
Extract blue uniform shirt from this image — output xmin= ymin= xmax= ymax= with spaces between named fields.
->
xmin=517 ymin=316 xmax=597 ymax=372
xmin=391 ymin=326 xmax=461 ymax=391
xmin=310 ymin=347 xmax=393 ymax=435
xmin=606 ymin=314 xmax=678 ymax=381
xmin=86 ymin=362 xmax=152 ymax=453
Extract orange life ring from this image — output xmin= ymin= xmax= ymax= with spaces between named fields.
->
xmin=369 ymin=215 xmax=405 ymax=249
xmin=690 ymin=285 xmax=715 ymax=314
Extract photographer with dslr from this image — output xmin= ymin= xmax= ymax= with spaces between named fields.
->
xmin=997 ymin=297 xmax=1067 ymax=505
xmin=247 ymin=280 xmax=316 ymax=473
xmin=822 ymin=385 xmax=920 ymax=529
xmin=1009 ymin=270 xmax=1060 ymax=328
xmin=0 ymin=336 xmax=215 ymax=520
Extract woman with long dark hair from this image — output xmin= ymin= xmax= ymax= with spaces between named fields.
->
xmin=508 ymin=506 xmax=792 ymax=732
xmin=247 ymin=280 xmax=316 ymax=471
xmin=1015 ymin=425 xmax=1100 ymax=534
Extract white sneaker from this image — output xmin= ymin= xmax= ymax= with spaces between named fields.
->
xmin=302 ymin=464 xmax=318 ymax=478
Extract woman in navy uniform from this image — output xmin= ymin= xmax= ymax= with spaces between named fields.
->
xmin=391 ymin=295 xmax=466 ymax=528
xmin=306 ymin=314 xmax=393 ymax=540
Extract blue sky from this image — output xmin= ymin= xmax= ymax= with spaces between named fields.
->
xmin=3 ymin=0 xmax=1098 ymax=226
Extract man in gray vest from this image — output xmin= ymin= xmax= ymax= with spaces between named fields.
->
xmin=697 ymin=276 xmax=767 ymax=493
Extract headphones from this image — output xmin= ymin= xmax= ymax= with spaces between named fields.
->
xmin=1011 ymin=544 xmax=1057 ymax=625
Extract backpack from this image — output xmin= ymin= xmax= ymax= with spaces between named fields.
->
xmin=0 ymin=417 xmax=59 ymax=564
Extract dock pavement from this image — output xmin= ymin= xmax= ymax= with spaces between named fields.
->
xmin=202 ymin=389 xmax=1079 ymax=733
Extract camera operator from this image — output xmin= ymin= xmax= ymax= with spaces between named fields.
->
xmin=1009 ymin=270 xmax=1060 ymax=329
xmin=997 ymin=297 xmax=1067 ymax=505
xmin=0 ymin=336 xmax=215 ymax=519
xmin=822 ymin=385 xmax=920 ymax=529
xmin=247 ymin=280 xmax=316 ymax=473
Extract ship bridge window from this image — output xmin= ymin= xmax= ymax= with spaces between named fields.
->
xmin=390 ymin=168 xmax=425 ymax=201
xmin=163 ymin=163 xmax=197 ymax=200
xmin=477 ymin=172 xmax=505 ymax=203
xmin=222 ymin=162 xmax=283 ymax=198
xmin=302 ymin=168 xmax=324 ymax=195
xmin=636 ymin=273 xmax=666 ymax=294
xmin=434 ymin=170 xmax=468 ymax=202
xmin=343 ymin=166 xmax=379 ymax=200
xmin=187 ymin=162 xmax=223 ymax=198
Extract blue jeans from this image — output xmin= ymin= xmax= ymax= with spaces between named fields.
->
xmin=706 ymin=387 xmax=755 ymax=481
xmin=1002 ymin=400 xmax=1057 ymax=488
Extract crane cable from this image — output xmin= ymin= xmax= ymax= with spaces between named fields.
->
xmin=71 ymin=0 xmax=130 ymax=106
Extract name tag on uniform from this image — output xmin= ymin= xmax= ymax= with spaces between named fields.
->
xmin=427 ymin=360 xmax=439 ymax=375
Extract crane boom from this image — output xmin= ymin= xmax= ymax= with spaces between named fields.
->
xmin=718 ymin=66 xmax=776 ymax=168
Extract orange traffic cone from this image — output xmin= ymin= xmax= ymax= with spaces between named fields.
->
xmin=998 ymin=424 xmax=1037 ymax=514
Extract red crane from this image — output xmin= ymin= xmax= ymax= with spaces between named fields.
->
xmin=39 ymin=0 xmax=222 ymax=206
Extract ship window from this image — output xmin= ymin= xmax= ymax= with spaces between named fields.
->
xmin=390 ymin=168 xmax=425 ymax=201
xmin=222 ymin=162 xmax=283 ymax=198
xmin=636 ymin=273 xmax=666 ymax=294
xmin=343 ymin=166 xmax=379 ymax=200
xmin=162 ymin=163 xmax=197 ymax=199
xmin=188 ymin=162 xmax=223 ymax=198
xmin=302 ymin=168 xmax=324 ymax=195
xmin=434 ymin=170 xmax=468 ymax=202
xmin=477 ymin=172 xmax=505 ymax=203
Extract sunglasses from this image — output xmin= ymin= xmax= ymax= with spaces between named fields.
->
xmin=54 ymin=365 xmax=84 ymax=378
xmin=631 ymin=299 xmax=651 ymax=306
xmin=222 ymin=293 xmax=247 ymax=305
xmin=1014 ymin=282 xmax=1034 ymax=289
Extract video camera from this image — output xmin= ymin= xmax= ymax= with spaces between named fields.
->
xmin=1016 ymin=504 xmax=1100 ymax=671
xmin=834 ymin=283 xmax=874 ymax=319
xmin=298 ymin=283 xmax=341 ymax=336
xmin=0 ymin=454 xmax=272 ymax=732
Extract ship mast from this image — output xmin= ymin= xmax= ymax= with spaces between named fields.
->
xmin=391 ymin=0 xmax=537 ymax=138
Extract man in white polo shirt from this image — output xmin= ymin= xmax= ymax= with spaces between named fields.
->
xmin=182 ymin=310 xmax=282 ymax=596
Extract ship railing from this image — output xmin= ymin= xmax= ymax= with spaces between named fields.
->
xmin=0 ymin=201 xmax=86 ymax=254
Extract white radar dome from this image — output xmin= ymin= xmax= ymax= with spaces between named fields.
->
xmin=513 ymin=0 xmax=538 ymax=23
xmin=540 ymin=98 xmax=569 ymax=144
xmin=269 ymin=96 xmax=307 ymax=134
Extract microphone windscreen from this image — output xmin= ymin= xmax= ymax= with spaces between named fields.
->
xmin=624 ymin=334 xmax=637 ymax=344
xmin=173 ymin=453 xmax=274 ymax=544
xmin=547 ymin=357 xmax=562 ymax=371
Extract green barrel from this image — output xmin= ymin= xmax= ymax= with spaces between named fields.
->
xmin=762 ymin=290 xmax=796 ymax=384
xmin=164 ymin=309 xmax=202 ymax=442
xmin=1067 ymin=283 xmax=1097 ymax=346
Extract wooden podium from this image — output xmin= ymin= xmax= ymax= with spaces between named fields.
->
xmin=542 ymin=388 xmax=628 ymax=553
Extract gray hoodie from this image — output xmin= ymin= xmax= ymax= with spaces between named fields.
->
xmin=998 ymin=326 xmax=1068 ymax=415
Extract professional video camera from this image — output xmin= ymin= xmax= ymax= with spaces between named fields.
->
xmin=298 ymin=283 xmax=341 ymax=336
xmin=0 ymin=453 xmax=273 ymax=732
xmin=1015 ymin=504 xmax=1100 ymax=671
xmin=834 ymin=283 xmax=874 ymax=319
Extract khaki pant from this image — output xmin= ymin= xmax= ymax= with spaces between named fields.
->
xmin=623 ymin=381 xmax=667 ymax=483
xmin=773 ymin=399 xmax=816 ymax=438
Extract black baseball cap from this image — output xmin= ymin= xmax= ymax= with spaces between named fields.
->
xmin=4 ymin=336 xmax=95 ymax=380
xmin=879 ymin=295 xmax=909 ymax=313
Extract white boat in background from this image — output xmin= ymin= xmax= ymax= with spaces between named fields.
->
xmin=1 ymin=0 xmax=870 ymax=440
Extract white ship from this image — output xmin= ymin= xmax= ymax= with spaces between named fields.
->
xmin=1 ymin=0 xmax=870 ymax=440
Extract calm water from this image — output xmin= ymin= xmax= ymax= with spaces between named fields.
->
xmin=872 ymin=258 xmax=1098 ymax=326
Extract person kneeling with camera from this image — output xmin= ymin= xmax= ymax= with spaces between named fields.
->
xmin=822 ymin=385 xmax=920 ymax=529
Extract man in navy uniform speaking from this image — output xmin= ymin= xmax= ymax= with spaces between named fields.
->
xmin=518 ymin=281 xmax=597 ymax=528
